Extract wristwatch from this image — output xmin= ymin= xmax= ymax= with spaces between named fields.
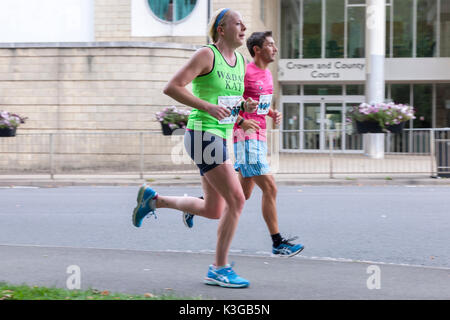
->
xmin=237 ymin=118 xmax=245 ymax=126
xmin=240 ymin=101 xmax=246 ymax=111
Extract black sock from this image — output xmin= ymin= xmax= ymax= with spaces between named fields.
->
xmin=271 ymin=233 xmax=282 ymax=247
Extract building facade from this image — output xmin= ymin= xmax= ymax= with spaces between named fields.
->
xmin=0 ymin=0 xmax=449 ymax=156
xmin=278 ymin=0 xmax=450 ymax=152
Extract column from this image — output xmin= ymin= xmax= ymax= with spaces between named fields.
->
xmin=364 ymin=0 xmax=386 ymax=159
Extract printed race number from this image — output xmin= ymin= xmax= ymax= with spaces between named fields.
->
xmin=218 ymin=96 xmax=242 ymax=124
xmin=257 ymin=94 xmax=272 ymax=115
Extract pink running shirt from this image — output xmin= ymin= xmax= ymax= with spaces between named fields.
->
xmin=233 ymin=62 xmax=273 ymax=142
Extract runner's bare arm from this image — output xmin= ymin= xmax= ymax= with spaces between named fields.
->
xmin=163 ymin=47 xmax=230 ymax=120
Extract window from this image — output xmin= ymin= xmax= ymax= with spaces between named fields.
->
xmin=413 ymin=84 xmax=432 ymax=128
xmin=436 ymin=84 xmax=450 ymax=127
xmin=283 ymin=103 xmax=300 ymax=149
xmin=393 ymin=0 xmax=414 ymax=57
xmin=391 ymin=84 xmax=411 ymax=128
xmin=280 ymin=0 xmax=300 ymax=58
xmin=416 ymin=0 xmax=437 ymax=57
xmin=282 ymin=85 xmax=301 ymax=95
xmin=304 ymin=85 xmax=342 ymax=95
xmin=347 ymin=3 xmax=365 ymax=58
xmin=303 ymin=0 xmax=322 ymax=58
xmin=346 ymin=85 xmax=365 ymax=95
xmin=279 ymin=0 xmax=445 ymax=59
xmin=148 ymin=0 xmax=197 ymax=22
xmin=440 ymin=0 xmax=450 ymax=57
xmin=326 ymin=0 xmax=345 ymax=58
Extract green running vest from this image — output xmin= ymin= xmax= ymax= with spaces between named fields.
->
xmin=187 ymin=44 xmax=245 ymax=139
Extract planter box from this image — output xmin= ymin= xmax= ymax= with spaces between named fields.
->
xmin=160 ymin=123 xmax=185 ymax=136
xmin=0 ymin=127 xmax=16 ymax=137
xmin=355 ymin=121 xmax=405 ymax=134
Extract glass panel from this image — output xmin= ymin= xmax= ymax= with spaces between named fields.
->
xmin=282 ymin=84 xmax=301 ymax=95
xmin=413 ymin=84 xmax=432 ymax=128
xmin=148 ymin=0 xmax=197 ymax=22
xmin=304 ymin=103 xmax=321 ymax=149
xmin=436 ymin=84 xmax=450 ymax=127
xmin=347 ymin=5 xmax=365 ymax=58
xmin=283 ymin=103 xmax=300 ymax=149
xmin=391 ymin=84 xmax=411 ymax=128
xmin=304 ymin=85 xmax=342 ymax=95
xmin=174 ymin=0 xmax=197 ymax=21
xmin=386 ymin=4 xmax=392 ymax=56
xmin=280 ymin=0 xmax=300 ymax=58
xmin=345 ymin=103 xmax=363 ymax=150
xmin=348 ymin=0 xmax=365 ymax=4
xmin=148 ymin=0 xmax=172 ymax=21
xmin=440 ymin=0 xmax=450 ymax=57
xmin=393 ymin=0 xmax=414 ymax=57
xmin=303 ymin=0 xmax=322 ymax=58
xmin=416 ymin=0 xmax=437 ymax=57
xmin=325 ymin=103 xmax=343 ymax=150
xmin=346 ymin=84 xmax=364 ymax=95
xmin=326 ymin=0 xmax=345 ymax=58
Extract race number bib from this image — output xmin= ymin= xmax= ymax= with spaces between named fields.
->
xmin=218 ymin=96 xmax=242 ymax=124
xmin=257 ymin=94 xmax=272 ymax=115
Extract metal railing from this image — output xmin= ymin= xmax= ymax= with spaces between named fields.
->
xmin=435 ymin=129 xmax=450 ymax=177
xmin=0 ymin=128 xmax=447 ymax=178
xmin=280 ymin=128 xmax=435 ymax=154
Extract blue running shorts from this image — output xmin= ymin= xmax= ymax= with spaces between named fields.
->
xmin=233 ymin=139 xmax=270 ymax=178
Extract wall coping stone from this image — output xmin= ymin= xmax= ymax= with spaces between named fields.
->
xmin=0 ymin=42 xmax=200 ymax=50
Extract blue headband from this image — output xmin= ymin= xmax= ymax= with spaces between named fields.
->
xmin=214 ymin=8 xmax=230 ymax=30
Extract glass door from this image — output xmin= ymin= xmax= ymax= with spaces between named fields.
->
xmin=282 ymin=99 xmax=364 ymax=152
xmin=303 ymin=102 xmax=343 ymax=151
xmin=282 ymin=103 xmax=300 ymax=149
xmin=325 ymin=103 xmax=343 ymax=150
xmin=303 ymin=103 xmax=321 ymax=150
xmin=344 ymin=103 xmax=363 ymax=150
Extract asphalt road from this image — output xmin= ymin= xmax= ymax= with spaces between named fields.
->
xmin=0 ymin=185 xmax=449 ymax=268
xmin=1 ymin=185 xmax=449 ymax=300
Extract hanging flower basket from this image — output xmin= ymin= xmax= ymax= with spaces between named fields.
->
xmin=0 ymin=111 xmax=27 ymax=137
xmin=155 ymin=106 xmax=190 ymax=136
xmin=349 ymin=102 xmax=415 ymax=134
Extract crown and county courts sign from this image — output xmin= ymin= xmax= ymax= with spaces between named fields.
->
xmin=278 ymin=59 xmax=366 ymax=82
xmin=278 ymin=58 xmax=450 ymax=82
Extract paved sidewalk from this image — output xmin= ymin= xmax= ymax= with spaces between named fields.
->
xmin=0 ymin=173 xmax=449 ymax=187
xmin=1 ymin=244 xmax=449 ymax=300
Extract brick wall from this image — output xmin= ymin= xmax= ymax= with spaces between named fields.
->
xmin=0 ymin=43 xmax=199 ymax=172
xmin=0 ymin=44 xmax=196 ymax=133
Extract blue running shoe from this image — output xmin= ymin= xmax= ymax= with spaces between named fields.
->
xmin=204 ymin=264 xmax=250 ymax=288
xmin=132 ymin=184 xmax=158 ymax=228
xmin=272 ymin=236 xmax=304 ymax=257
xmin=182 ymin=196 xmax=203 ymax=229
xmin=183 ymin=212 xmax=194 ymax=229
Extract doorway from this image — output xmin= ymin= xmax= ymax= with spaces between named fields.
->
xmin=282 ymin=99 xmax=364 ymax=151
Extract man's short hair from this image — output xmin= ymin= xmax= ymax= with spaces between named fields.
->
xmin=246 ymin=31 xmax=273 ymax=57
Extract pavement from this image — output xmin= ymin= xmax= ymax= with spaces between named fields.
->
xmin=1 ymin=173 xmax=449 ymax=300
xmin=0 ymin=172 xmax=449 ymax=187
xmin=1 ymin=244 xmax=449 ymax=300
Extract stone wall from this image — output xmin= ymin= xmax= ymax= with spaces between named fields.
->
xmin=0 ymin=43 xmax=197 ymax=133
xmin=0 ymin=43 xmax=199 ymax=172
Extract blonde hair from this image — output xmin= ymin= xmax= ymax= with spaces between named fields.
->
xmin=208 ymin=8 xmax=232 ymax=43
